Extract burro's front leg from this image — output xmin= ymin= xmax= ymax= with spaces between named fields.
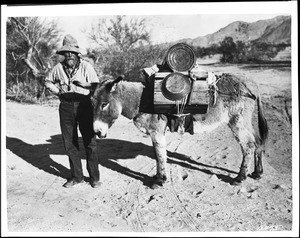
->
xmin=133 ymin=113 xmax=168 ymax=189
xmin=150 ymin=131 xmax=168 ymax=188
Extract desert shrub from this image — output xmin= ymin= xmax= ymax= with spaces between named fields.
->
xmin=6 ymin=17 xmax=61 ymax=103
xmin=219 ymin=37 xmax=237 ymax=63
xmin=6 ymin=79 xmax=47 ymax=103
xmin=245 ymin=41 xmax=289 ymax=62
xmin=217 ymin=36 xmax=290 ymax=63
xmin=194 ymin=44 xmax=220 ymax=58
xmin=86 ymin=15 xmax=167 ymax=82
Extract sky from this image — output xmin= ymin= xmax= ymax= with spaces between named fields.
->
xmin=1 ymin=2 xmax=296 ymax=51
xmin=52 ymin=14 xmax=283 ymax=50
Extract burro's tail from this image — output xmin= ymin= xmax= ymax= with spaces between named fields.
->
xmin=256 ymin=95 xmax=269 ymax=146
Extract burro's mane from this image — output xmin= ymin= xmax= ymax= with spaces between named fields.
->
xmin=115 ymin=80 xmax=144 ymax=100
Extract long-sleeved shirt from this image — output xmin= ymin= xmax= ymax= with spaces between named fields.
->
xmin=45 ymin=59 xmax=99 ymax=96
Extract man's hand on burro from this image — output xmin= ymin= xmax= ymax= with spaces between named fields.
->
xmin=72 ymin=81 xmax=98 ymax=90
xmin=72 ymin=81 xmax=86 ymax=87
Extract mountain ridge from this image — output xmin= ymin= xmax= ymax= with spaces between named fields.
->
xmin=171 ymin=15 xmax=291 ymax=48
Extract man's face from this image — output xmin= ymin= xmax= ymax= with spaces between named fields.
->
xmin=64 ymin=52 xmax=78 ymax=68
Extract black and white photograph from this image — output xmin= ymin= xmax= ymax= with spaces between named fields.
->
xmin=1 ymin=2 xmax=298 ymax=237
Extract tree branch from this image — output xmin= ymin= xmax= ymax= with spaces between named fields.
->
xmin=11 ymin=17 xmax=31 ymax=44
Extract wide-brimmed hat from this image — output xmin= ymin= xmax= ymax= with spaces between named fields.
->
xmin=56 ymin=34 xmax=84 ymax=55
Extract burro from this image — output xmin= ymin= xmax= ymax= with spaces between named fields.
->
xmin=74 ymin=72 xmax=268 ymax=189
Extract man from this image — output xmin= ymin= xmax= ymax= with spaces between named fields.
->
xmin=45 ymin=34 xmax=101 ymax=188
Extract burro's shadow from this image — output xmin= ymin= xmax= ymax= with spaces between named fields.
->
xmin=167 ymin=151 xmax=237 ymax=184
xmin=97 ymin=138 xmax=154 ymax=184
xmin=6 ymin=135 xmax=236 ymax=185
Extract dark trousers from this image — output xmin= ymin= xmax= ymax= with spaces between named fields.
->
xmin=59 ymin=98 xmax=99 ymax=182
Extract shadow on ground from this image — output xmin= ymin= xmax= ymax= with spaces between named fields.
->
xmin=7 ymin=135 xmax=236 ymax=186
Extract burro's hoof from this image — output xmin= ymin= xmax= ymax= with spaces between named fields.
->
xmin=230 ymin=175 xmax=245 ymax=186
xmin=150 ymin=175 xmax=166 ymax=189
xmin=231 ymin=179 xmax=242 ymax=186
xmin=249 ymin=172 xmax=262 ymax=180
xmin=150 ymin=183 xmax=163 ymax=189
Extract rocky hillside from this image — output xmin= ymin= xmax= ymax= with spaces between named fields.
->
xmin=257 ymin=17 xmax=291 ymax=44
xmin=177 ymin=15 xmax=291 ymax=47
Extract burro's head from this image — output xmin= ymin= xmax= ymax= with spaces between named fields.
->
xmin=92 ymin=76 xmax=124 ymax=138
xmin=74 ymin=76 xmax=123 ymax=138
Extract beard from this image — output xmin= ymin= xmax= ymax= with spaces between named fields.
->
xmin=64 ymin=55 xmax=78 ymax=68
xmin=65 ymin=58 xmax=77 ymax=68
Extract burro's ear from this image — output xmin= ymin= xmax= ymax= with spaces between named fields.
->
xmin=115 ymin=75 xmax=124 ymax=83
xmin=109 ymin=75 xmax=124 ymax=92
xmin=73 ymin=81 xmax=99 ymax=91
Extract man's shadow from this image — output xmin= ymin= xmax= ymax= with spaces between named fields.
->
xmin=6 ymin=135 xmax=237 ymax=185
xmin=6 ymin=135 xmax=71 ymax=179
xmin=6 ymin=135 xmax=156 ymax=183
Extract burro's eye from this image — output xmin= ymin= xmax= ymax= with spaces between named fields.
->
xmin=101 ymin=102 xmax=109 ymax=110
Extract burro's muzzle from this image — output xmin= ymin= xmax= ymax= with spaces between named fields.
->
xmin=93 ymin=120 xmax=108 ymax=138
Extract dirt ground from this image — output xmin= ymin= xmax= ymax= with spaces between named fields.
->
xmin=3 ymin=62 xmax=298 ymax=236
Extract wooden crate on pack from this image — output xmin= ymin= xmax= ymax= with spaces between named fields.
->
xmin=153 ymin=72 xmax=210 ymax=114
